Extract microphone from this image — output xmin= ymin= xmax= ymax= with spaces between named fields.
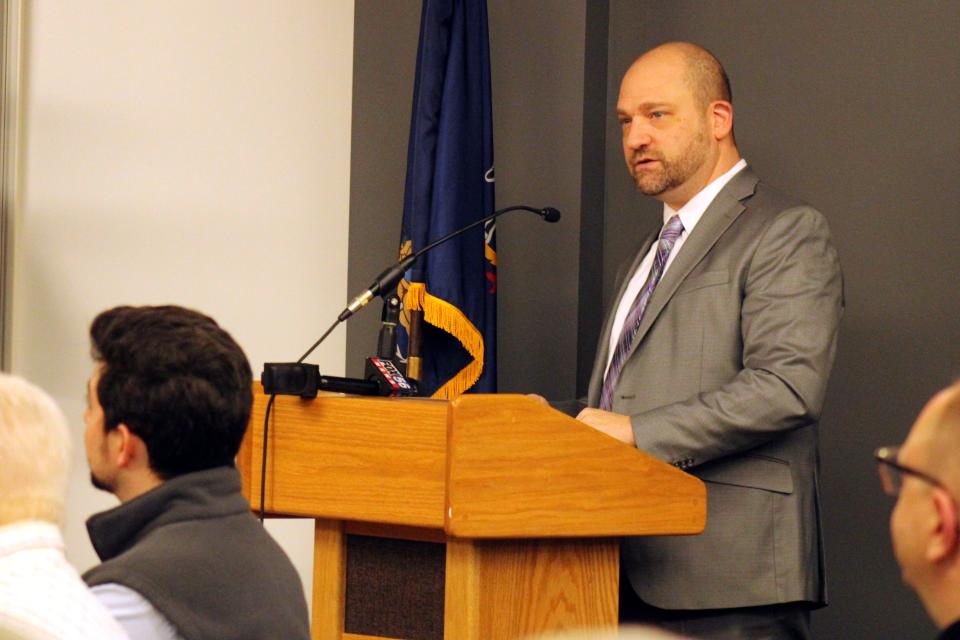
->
xmin=338 ymin=204 xmax=561 ymax=322
xmin=256 ymin=205 xmax=558 ymax=526
xmin=274 ymin=203 xmax=561 ymax=396
xmin=541 ymin=207 xmax=561 ymax=223
xmin=376 ymin=294 xmax=401 ymax=360
xmin=261 ymin=360 xmax=417 ymax=398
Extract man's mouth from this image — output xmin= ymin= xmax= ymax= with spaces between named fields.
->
xmin=634 ymin=158 xmax=660 ymax=169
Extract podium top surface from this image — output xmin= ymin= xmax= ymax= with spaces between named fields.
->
xmin=238 ymin=388 xmax=705 ymax=539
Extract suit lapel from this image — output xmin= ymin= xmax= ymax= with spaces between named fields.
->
xmin=622 ymin=168 xmax=760 ymax=362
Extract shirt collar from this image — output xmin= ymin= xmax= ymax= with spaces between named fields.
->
xmin=663 ymin=159 xmax=748 ymax=231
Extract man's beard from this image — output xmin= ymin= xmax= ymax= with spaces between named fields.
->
xmin=89 ymin=471 xmax=114 ymax=493
xmin=633 ymin=126 xmax=710 ymax=196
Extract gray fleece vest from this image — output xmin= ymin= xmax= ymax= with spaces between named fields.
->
xmin=83 ymin=466 xmax=309 ymax=640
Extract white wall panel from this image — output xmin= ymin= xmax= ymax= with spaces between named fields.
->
xmin=11 ymin=0 xmax=354 ymax=600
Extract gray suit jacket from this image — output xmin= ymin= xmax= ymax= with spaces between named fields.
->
xmin=587 ymin=168 xmax=843 ymax=610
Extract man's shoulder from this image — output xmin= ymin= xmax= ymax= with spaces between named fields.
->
xmin=730 ymin=178 xmax=833 ymax=247
xmin=85 ymin=508 xmax=283 ymax=584
xmin=106 ymin=508 xmax=271 ymax=559
xmin=84 ymin=507 xmax=306 ymax=634
xmin=746 ymin=178 xmax=824 ymax=221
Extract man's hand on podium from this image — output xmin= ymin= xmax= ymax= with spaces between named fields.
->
xmin=576 ymin=408 xmax=635 ymax=445
xmin=526 ymin=393 xmax=549 ymax=406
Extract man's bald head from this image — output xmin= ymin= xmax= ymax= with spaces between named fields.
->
xmin=909 ymin=382 xmax=960 ymax=490
xmin=890 ymin=381 xmax=960 ymax=629
xmin=633 ymin=42 xmax=732 ymax=110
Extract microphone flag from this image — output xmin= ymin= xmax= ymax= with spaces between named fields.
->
xmin=397 ymin=0 xmax=496 ymax=399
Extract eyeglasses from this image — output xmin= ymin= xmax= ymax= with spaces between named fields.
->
xmin=874 ymin=446 xmax=945 ymax=496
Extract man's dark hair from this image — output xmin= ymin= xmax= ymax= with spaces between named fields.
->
xmin=89 ymin=305 xmax=253 ymax=479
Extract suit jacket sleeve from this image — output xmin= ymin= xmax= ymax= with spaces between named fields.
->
xmin=629 ymin=204 xmax=843 ymax=466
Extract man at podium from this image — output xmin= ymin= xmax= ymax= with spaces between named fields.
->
xmin=574 ymin=43 xmax=843 ymax=638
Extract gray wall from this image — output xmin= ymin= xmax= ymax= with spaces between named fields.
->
xmin=346 ymin=2 xmax=420 ymax=376
xmin=487 ymin=0 xmax=588 ymax=398
xmin=349 ymin=2 xmax=960 ymax=638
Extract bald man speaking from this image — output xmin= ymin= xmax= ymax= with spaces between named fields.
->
xmin=576 ymin=43 xmax=843 ymax=638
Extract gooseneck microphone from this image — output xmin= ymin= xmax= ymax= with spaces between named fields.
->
xmin=266 ymin=203 xmax=561 ymax=394
xmin=338 ymin=205 xmax=561 ymax=322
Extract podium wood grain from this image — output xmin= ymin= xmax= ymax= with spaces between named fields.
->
xmin=241 ymin=387 xmax=447 ymax=527
xmin=238 ymin=387 xmax=706 ymax=639
xmin=444 ymin=538 xmax=618 ymax=638
xmin=446 ymin=395 xmax=705 ymax=538
xmin=312 ymin=519 xmax=345 ymax=640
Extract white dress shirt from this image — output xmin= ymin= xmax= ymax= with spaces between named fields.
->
xmin=605 ymin=159 xmax=748 ymax=375
xmin=0 ymin=520 xmax=129 ymax=640
xmin=91 ymin=584 xmax=183 ymax=640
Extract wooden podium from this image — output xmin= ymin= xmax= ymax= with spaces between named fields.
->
xmin=237 ymin=388 xmax=705 ymax=640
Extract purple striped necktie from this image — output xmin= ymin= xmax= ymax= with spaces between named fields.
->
xmin=599 ymin=215 xmax=684 ymax=411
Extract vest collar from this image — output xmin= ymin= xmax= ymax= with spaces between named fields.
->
xmin=86 ymin=466 xmax=249 ymax=561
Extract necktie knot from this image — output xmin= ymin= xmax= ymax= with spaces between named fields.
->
xmin=661 ymin=215 xmax=684 ymax=242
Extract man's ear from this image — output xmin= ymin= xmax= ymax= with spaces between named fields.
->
xmin=710 ymin=100 xmax=734 ymax=140
xmin=112 ymin=424 xmax=139 ymax=468
xmin=927 ymin=488 xmax=959 ymax=563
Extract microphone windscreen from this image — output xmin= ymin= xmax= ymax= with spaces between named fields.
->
xmin=541 ymin=207 xmax=562 ymax=223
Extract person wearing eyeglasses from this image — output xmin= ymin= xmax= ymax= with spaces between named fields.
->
xmin=875 ymin=383 xmax=960 ymax=639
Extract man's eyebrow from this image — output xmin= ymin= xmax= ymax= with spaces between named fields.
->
xmin=638 ymin=101 xmax=674 ymax=111
xmin=616 ymin=101 xmax=675 ymax=115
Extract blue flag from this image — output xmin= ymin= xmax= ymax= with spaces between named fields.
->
xmin=398 ymin=0 xmax=495 ymax=399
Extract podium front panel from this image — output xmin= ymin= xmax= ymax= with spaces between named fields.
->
xmin=241 ymin=391 xmax=448 ymax=528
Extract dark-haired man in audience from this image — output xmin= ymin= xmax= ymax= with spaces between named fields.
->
xmin=877 ymin=382 xmax=960 ymax=639
xmin=82 ymin=305 xmax=310 ymax=640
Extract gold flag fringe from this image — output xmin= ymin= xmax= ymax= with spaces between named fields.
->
xmin=403 ymin=282 xmax=484 ymax=399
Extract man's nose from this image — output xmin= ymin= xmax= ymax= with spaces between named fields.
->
xmin=624 ymin=118 xmax=652 ymax=149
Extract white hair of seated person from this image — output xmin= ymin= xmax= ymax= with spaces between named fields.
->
xmin=530 ymin=624 xmax=690 ymax=640
xmin=0 ymin=373 xmax=70 ymax=525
